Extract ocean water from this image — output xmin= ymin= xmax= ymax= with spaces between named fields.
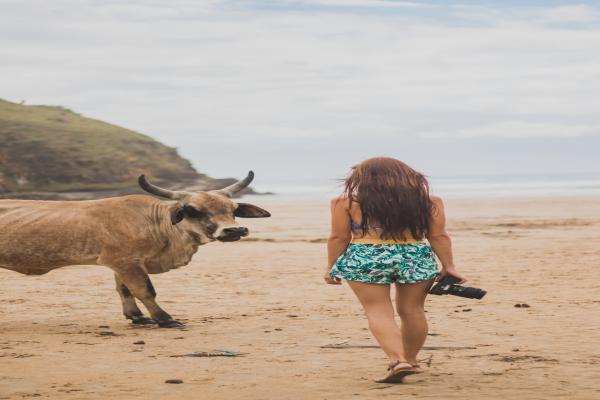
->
xmin=245 ymin=173 xmax=600 ymax=201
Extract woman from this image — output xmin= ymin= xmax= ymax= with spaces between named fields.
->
xmin=324 ymin=157 xmax=465 ymax=383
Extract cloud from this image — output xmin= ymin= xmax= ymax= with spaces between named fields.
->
xmin=449 ymin=3 xmax=600 ymax=27
xmin=282 ymin=0 xmax=430 ymax=8
xmin=535 ymin=4 xmax=599 ymax=24
xmin=431 ymin=121 xmax=598 ymax=139
xmin=1 ymin=1 xmax=600 ymax=179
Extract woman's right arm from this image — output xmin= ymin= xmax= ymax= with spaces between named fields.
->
xmin=324 ymin=197 xmax=352 ymax=285
xmin=426 ymin=196 xmax=466 ymax=283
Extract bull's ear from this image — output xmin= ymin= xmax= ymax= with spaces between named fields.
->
xmin=235 ymin=203 xmax=271 ymax=218
xmin=170 ymin=207 xmax=185 ymax=225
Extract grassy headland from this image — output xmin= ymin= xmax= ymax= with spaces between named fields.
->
xmin=0 ymin=99 xmax=204 ymax=194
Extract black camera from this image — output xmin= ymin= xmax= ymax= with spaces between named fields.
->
xmin=429 ymin=275 xmax=486 ymax=300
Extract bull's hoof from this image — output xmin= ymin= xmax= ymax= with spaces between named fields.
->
xmin=158 ymin=320 xmax=185 ymax=329
xmin=130 ymin=316 xmax=157 ymax=325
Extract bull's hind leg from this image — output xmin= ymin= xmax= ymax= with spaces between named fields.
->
xmin=114 ymin=274 xmax=156 ymax=325
xmin=114 ymin=267 xmax=184 ymax=328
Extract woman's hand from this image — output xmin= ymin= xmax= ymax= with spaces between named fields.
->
xmin=438 ymin=268 xmax=467 ymax=284
xmin=324 ymin=270 xmax=342 ymax=285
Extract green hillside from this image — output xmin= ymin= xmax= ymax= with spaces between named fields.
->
xmin=0 ymin=99 xmax=202 ymax=193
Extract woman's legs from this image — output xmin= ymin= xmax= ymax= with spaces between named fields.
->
xmin=347 ymin=281 xmax=408 ymax=363
xmin=394 ymin=279 xmax=435 ymax=365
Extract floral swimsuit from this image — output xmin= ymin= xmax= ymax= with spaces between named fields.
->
xmin=329 ymin=222 xmax=438 ymax=285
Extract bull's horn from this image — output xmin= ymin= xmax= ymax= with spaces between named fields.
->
xmin=138 ymin=175 xmax=187 ymax=200
xmin=215 ymin=171 xmax=254 ymax=197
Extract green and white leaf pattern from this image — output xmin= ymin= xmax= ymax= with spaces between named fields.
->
xmin=329 ymin=243 xmax=438 ymax=284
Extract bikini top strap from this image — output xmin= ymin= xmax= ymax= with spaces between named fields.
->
xmin=351 ymin=221 xmax=381 ymax=230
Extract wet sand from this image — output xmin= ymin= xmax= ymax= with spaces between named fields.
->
xmin=1 ymin=196 xmax=600 ymax=399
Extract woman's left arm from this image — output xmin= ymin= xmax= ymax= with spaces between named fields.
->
xmin=325 ymin=198 xmax=352 ymax=284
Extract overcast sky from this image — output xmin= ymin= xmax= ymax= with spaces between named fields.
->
xmin=1 ymin=0 xmax=599 ymax=185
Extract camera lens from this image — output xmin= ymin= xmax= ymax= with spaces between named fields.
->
xmin=449 ymin=285 xmax=487 ymax=299
xmin=463 ymin=287 xmax=486 ymax=299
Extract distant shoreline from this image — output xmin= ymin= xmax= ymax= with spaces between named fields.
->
xmin=0 ymin=179 xmax=274 ymax=200
xmin=248 ymin=172 xmax=600 ymax=200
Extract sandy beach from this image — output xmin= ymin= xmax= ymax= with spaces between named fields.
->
xmin=1 ymin=195 xmax=599 ymax=399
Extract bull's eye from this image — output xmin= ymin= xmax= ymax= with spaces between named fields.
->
xmin=183 ymin=205 xmax=207 ymax=219
xmin=182 ymin=205 xmax=218 ymax=233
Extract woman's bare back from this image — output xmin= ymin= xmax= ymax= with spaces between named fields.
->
xmin=346 ymin=199 xmax=418 ymax=242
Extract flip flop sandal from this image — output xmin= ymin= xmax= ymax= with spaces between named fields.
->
xmin=375 ymin=361 xmax=419 ymax=383
xmin=412 ymin=364 xmax=424 ymax=373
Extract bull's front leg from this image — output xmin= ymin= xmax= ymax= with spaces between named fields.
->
xmin=114 ymin=274 xmax=156 ymax=325
xmin=113 ymin=266 xmax=184 ymax=328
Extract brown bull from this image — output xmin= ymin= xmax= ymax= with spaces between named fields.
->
xmin=0 ymin=171 xmax=270 ymax=327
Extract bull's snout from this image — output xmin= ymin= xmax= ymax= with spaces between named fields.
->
xmin=217 ymin=227 xmax=249 ymax=242
xmin=223 ymin=227 xmax=249 ymax=236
